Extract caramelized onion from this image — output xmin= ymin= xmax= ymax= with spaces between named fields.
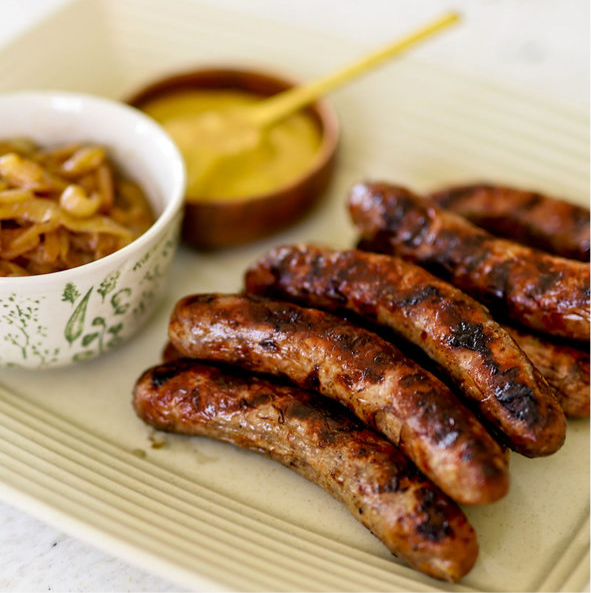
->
xmin=0 ymin=139 xmax=154 ymax=276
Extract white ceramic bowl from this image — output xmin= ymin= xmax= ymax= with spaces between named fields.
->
xmin=0 ymin=91 xmax=185 ymax=368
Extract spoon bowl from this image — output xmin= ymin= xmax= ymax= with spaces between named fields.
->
xmin=127 ymin=68 xmax=339 ymax=249
xmin=128 ymin=12 xmax=458 ymax=248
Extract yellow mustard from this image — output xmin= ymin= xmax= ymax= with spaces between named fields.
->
xmin=140 ymin=89 xmax=323 ymax=201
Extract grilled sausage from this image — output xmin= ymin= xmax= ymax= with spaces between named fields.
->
xmin=502 ymin=324 xmax=590 ymax=418
xmin=134 ymin=360 xmax=479 ymax=582
xmin=245 ymin=244 xmax=567 ymax=457
xmin=169 ymin=293 xmax=509 ymax=505
xmin=429 ymin=183 xmax=590 ymax=261
xmin=162 ymin=340 xmax=184 ymax=363
xmin=349 ymin=182 xmax=590 ymax=342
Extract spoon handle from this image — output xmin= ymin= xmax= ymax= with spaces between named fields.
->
xmin=249 ymin=11 xmax=460 ymax=128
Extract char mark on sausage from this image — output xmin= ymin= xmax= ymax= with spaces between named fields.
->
xmin=501 ymin=323 xmax=590 ymax=418
xmin=348 ymin=181 xmax=590 ymax=342
xmin=133 ymin=359 xmax=479 ymax=582
xmin=244 ymin=244 xmax=567 ymax=457
xmin=168 ymin=292 xmax=509 ymax=504
xmin=429 ymin=183 xmax=590 ymax=262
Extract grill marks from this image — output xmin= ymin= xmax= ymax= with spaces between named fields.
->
xmin=169 ymin=292 xmax=510 ymax=504
xmin=445 ymin=321 xmax=539 ymax=424
xmin=349 ymin=182 xmax=590 ymax=342
xmin=245 ymin=244 xmax=566 ymax=457
xmin=447 ymin=321 xmax=489 ymax=355
xmin=133 ymin=178 xmax=587 ymax=584
xmin=133 ymin=360 xmax=479 ymax=582
xmin=399 ymin=284 xmax=443 ymax=307
xmin=429 ymin=183 xmax=590 ymax=261
xmin=415 ymin=487 xmax=453 ymax=542
xmin=501 ymin=323 xmax=590 ymax=418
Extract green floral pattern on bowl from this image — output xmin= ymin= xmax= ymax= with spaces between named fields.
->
xmin=0 ymin=91 xmax=185 ymax=369
xmin=1 ymin=294 xmax=58 ymax=367
xmin=0 ymin=222 xmax=179 ymax=368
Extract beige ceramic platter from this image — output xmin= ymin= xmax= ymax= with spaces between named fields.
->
xmin=0 ymin=0 xmax=589 ymax=591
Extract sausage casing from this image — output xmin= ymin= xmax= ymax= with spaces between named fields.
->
xmin=169 ymin=293 xmax=509 ymax=504
xmin=133 ymin=359 xmax=479 ymax=582
xmin=502 ymin=324 xmax=590 ymax=418
xmin=429 ymin=183 xmax=590 ymax=261
xmin=349 ymin=182 xmax=590 ymax=342
xmin=244 ymin=244 xmax=566 ymax=457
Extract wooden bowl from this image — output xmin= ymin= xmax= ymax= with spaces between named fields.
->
xmin=127 ymin=68 xmax=340 ymax=249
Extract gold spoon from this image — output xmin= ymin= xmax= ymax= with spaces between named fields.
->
xmin=166 ymin=11 xmax=460 ymax=195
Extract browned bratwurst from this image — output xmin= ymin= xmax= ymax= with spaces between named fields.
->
xmin=169 ymin=293 xmax=509 ymax=505
xmin=349 ymin=182 xmax=590 ymax=342
xmin=245 ymin=244 xmax=567 ymax=457
xmin=502 ymin=324 xmax=590 ymax=418
xmin=133 ymin=360 xmax=479 ymax=582
xmin=429 ymin=183 xmax=590 ymax=261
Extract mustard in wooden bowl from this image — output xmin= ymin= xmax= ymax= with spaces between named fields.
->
xmin=127 ymin=69 xmax=339 ymax=249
